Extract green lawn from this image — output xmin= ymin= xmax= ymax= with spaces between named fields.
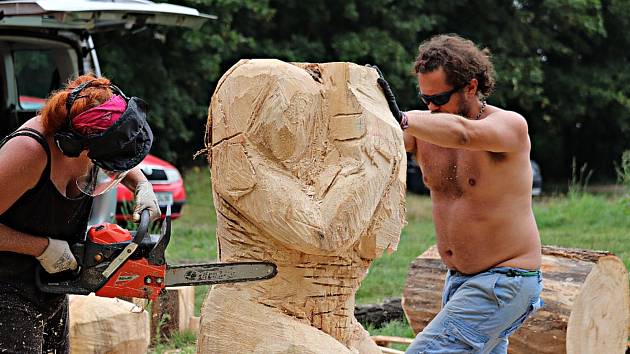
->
xmin=152 ymin=167 xmax=630 ymax=352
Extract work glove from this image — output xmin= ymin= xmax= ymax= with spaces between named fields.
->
xmin=366 ymin=64 xmax=408 ymax=129
xmin=36 ymin=238 xmax=78 ymax=274
xmin=133 ymin=181 xmax=161 ymax=222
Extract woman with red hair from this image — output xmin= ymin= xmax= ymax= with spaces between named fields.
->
xmin=0 ymin=74 xmax=160 ymax=353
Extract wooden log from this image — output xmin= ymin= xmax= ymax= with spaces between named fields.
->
xmin=379 ymin=346 xmax=405 ymax=354
xmin=371 ymin=335 xmax=414 ymax=346
xmin=150 ymin=286 xmax=195 ymax=341
xmin=402 ymin=245 xmax=630 ymax=354
xmin=355 ymin=297 xmax=405 ymax=328
xmin=189 ymin=315 xmax=200 ymax=333
xmin=68 ymin=295 xmax=149 ymax=354
xmin=198 ymin=59 xmax=406 ymax=354
xmin=117 ymin=296 xmax=148 ymax=310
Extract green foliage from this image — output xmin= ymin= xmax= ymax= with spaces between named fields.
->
xmin=567 ymin=157 xmax=594 ymax=198
xmin=95 ymin=0 xmax=630 ymax=181
xmin=152 ymin=313 xmax=171 ymax=345
xmin=616 ymin=150 xmax=630 ymax=193
xmin=150 ymin=329 xmax=197 ymax=354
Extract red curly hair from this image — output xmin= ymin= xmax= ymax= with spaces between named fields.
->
xmin=40 ymin=74 xmax=114 ymax=135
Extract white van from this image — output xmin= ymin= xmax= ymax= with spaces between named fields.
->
xmin=0 ymin=0 xmax=213 ymax=223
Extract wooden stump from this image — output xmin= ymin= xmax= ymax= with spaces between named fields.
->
xmin=69 ymin=295 xmax=149 ymax=354
xmin=402 ymin=245 xmax=629 ymax=354
xmin=150 ymin=286 xmax=196 ymax=341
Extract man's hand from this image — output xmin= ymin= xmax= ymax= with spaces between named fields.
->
xmin=36 ymin=238 xmax=78 ymax=274
xmin=366 ymin=64 xmax=406 ymax=127
xmin=133 ymin=181 xmax=161 ymax=222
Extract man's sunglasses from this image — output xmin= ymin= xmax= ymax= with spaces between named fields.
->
xmin=419 ymin=86 xmax=462 ymax=106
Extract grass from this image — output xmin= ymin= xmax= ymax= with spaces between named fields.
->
xmin=151 ymin=330 xmax=197 ymax=354
xmin=536 ymin=192 xmax=630 ymax=268
xmin=152 ymin=167 xmax=630 ymax=352
xmin=356 ymin=195 xmax=435 ymax=304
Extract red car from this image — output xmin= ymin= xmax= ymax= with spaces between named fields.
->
xmin=116 ymin=154 xmax=186 ymax=223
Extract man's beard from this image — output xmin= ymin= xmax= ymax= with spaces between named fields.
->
xmin=457 ymin=98 xmax=472 ymax=118
xmin=429 ymin=93 xmax=473 ymax=118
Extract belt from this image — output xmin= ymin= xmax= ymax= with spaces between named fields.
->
xmin=494 ymin=269 xmax=540 ymax=277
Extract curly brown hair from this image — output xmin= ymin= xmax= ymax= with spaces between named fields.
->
xmin=413 ymin=34 xmax=495 ymax=98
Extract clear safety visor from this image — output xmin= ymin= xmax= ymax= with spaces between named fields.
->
xmin=76 ymin=163 xmax=129 ymax=197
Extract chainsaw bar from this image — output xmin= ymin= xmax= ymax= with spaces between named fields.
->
xmin=165 ymin=261 xmax=277 ymax=287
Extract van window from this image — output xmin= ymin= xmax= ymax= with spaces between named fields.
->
xmin=14 ymin=50 xmax=60 ymax=111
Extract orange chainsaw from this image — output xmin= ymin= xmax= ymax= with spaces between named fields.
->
xmin=35 ymin=207 xmax=276 ymax=301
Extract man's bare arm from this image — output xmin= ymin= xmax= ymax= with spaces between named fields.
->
xmin=403 ymin=131 xmax=416 ymax=153
xmin=405 ymin=109 xmax=529 ymax=153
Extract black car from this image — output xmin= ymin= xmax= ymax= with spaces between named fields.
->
xmin=406 ymin=153 xmax=543 ymax=196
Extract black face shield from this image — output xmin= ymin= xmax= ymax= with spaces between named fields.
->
xmin=84 ymin=97 xmax=153 ymax=172
xmin=54 ymin=83 xmax=153 ymax=172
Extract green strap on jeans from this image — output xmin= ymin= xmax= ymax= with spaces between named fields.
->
xmin=504 ymin=269 xmax=540 ymax=277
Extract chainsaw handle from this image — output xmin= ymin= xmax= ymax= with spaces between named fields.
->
xmin=132 ymin=209 xmax=151 ymax=245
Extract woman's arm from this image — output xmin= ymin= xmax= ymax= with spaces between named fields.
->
xmin=120 ymin=166 xmax=149 ymax=191
xmin=0 ymin=223 xmax=48 ymax=256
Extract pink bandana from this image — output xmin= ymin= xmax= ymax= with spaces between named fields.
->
xmin=71 ymin=95 xmax=127 ymax=135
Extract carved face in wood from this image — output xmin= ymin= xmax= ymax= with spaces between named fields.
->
xmin=208 ymin=59 xmax=406 ymax=259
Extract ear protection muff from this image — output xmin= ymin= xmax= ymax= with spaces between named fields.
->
xmin=54 ymin=130 xmax=86 ymax=158
xmin=54 ymin=80 xmax=129 ymax=158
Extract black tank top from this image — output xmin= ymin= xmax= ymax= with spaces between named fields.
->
xmin=0 ymin=128 xmax=93 ymax=304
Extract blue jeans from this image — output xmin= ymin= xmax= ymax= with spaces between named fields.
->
xmin=405 ymin=267 xmax=543 ymax=354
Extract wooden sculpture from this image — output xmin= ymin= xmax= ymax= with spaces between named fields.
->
xmin=198 ymin=59 xmax=406 ymax=353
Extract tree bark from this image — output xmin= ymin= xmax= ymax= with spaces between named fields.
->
xmin=403 ymin=245 xmax=629 ymax=354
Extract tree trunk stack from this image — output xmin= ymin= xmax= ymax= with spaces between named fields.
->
xmin=403 ymin=245 xmax=629 ymax=354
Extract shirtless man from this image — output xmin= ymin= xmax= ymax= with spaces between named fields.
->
xmin=373 ymin=34 xmax=543 ymax=353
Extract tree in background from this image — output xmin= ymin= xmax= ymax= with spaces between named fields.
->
xmin=94 ymin=0 xmax=630 ymax=183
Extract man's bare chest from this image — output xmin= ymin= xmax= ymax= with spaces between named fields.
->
xmin=415 ymin=142 xmax=505 ymax=196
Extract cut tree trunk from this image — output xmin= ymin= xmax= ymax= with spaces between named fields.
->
xmin=403 ymin=245 xmax=629 ymax=354
xmin=69 ymin=295 xmax=149 ymax=354
xmin=150 ymin=286 xmax=196 ymax=341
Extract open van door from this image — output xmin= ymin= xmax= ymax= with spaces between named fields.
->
xmin=0 ymin=0 xmax=214 ymax=127
xmin=0 ymin=0 xmax=213 ymax=225
xmin=0 ymin=0 xmax=215 ymax=30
